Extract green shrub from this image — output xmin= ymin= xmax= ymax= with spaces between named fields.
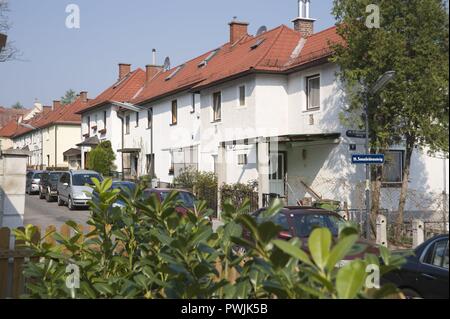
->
xmin=14 ymin=178 xmax=405 ymax=299
xmin=219 ymin=181 xmax=258 ymax=212
xmin=86 ymin=141 xmax=116 ymax=176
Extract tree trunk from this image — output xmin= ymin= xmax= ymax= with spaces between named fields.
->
xmin=395 ymin=135 xmax=415 ymax=240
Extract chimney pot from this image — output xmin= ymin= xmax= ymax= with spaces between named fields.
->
xmin=118 ymin=63 xmax=131 ymax=80
xmin=229 ymin=20 xmax=249 ymax=44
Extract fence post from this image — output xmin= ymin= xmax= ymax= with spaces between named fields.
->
xmin=412 ymin=219 xmax=425 ymax=248
xmin=376 ymin=215 xmax=387 ymax=247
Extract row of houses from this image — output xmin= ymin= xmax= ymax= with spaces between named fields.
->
xmin=1 ymin=1 xmax=448 ymax=214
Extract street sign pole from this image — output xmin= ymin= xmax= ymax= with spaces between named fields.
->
xmin=365 ymin=95 xmax=371 ymax=240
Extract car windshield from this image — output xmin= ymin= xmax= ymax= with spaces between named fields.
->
xmin=72 ymin=174 xmax=102 ymax=186
xmin=292 ymin=213 xmax=345 ymax=237
xmin=160 ymin=191 xmax=196 ymax=207
xmin=49 ymin=173 xmax=61 ymax=181
xmin=33 ymin=173 xmax=42 ymax=179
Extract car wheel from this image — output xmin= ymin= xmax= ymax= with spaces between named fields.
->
xmin=25 ymin=186 xmax=29 ymax=195
xmin=57 ymin=195 xmax=64 ymax=206
xmin=401 ymin=288 xmax=422 ymax=299
xmin=46 ymin=188 xmax=52 ymax=202
xmin=68 ymin=197 xmax=75 ymax=211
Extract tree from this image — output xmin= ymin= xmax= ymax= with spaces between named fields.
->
xmin=0 ymin=0 xmax=20 ymax=62
xmin=60 ymin=89 xmax=77 ymax=106
xmin=11 ymin=101 xmax=23 ymax=109
xmin=86 ymin=141 xmax=116 ymax=176
xmin=332 ymin=0 xmax=449 ymax=238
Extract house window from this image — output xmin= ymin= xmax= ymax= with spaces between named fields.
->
xmin=147 ymin=109 xmax=153 ymax=129
xmin=103 ymin=111 xmax=107 ymax=129
xmin=125 ymin=115 xmax=130 ymax=135
xmin=213 ymin=92 xmax=221 ymax=122
xmin=171 ymin=100 xmax=178 ymax=125
xmin=382 ymin=150 xmax=404 ymax=185
xmin=87 ymin=116 xmax=91 ymax=135
xmin=238 ymin=154 xmax=248 ymax=165
xmin=306 ymin=75 xmax=320 ymax=110
xmin=135 ymin=112 xmax=139 ymax=127
xmin=239 ymin=86 xmax=246 ymax=107
xmin=191 ymin=94 xmax=196 ymax=113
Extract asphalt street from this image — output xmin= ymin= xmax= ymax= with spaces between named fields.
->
xmin=24 ymin=194 xmax=91 ymax=230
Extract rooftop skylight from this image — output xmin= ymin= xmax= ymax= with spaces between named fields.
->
xmin=198 ymin=49 xmax=220 ymax=68
xmin=165 ymin=64 xmax=185 ymax=81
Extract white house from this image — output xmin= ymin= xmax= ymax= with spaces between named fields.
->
xmin=77 ymin=64 xmax=146 ymax=179
xmin=80 ymin=0 xmax=448 ymax=217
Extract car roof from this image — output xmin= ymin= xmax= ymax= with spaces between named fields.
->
xmin=144 ymin=188 xmax=192 ymax=193
xmin=70 ymin=170 xmax=99 ymax=175
xmin=256 ymin=206 xmax=340 ymax=216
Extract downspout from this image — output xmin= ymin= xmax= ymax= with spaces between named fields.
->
xmin=55 ymin=126 xmax=57 ymax=167
xmin=117 ymin=112 xmax=125 ymax=180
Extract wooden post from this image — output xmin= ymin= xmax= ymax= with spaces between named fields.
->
xmin=12 ymin=227 xmax=25 ymax=298
xmin=0 ymin=227 xmax=10 ymax=298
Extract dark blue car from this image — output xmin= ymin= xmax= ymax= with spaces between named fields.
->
xmin=384 ymin=234 xmax=449 ymax=299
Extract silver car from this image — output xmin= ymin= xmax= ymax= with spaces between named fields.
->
xmin=26 ymin=170 xmax=44 ymax=195
xmin=57 ymin=170 xmax=103 ymax=210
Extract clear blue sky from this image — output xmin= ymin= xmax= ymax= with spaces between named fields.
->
xmin=0 ymin=0 xmax=335 ymax=108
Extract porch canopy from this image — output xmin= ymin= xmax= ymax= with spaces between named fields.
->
xmin=219 ymin=133 xmax=341 ymax=147
xmin=76 ymin=136 xmax=100 ymax=147
xmin=63 ymin=148 xmax=81 ymax=157
xmin=117 ymin=148 xmax=141 ymax=153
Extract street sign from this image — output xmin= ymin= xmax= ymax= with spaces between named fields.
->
xmin=346 ymin=130 xmax=367 ymax=139
xmin=352 ymin=154 xmax=385 ymax=165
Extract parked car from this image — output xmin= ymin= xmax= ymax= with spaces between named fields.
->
xmin=57 ymin=170 xmax=103 ymax=210
xmin=143 ymin=188 xmax=196 ymax=216
xmin=38 ymin=171 xmax=64 ymax=202
xmin=242 ymin=206 xmax=380 ymax=261
xmin=25 ymin=170 xmax=44 ymax=195
xmin=92 ymin=180 xmax=137 ymax=209
xmin=383 ymin=234 xmax=449 ymax=299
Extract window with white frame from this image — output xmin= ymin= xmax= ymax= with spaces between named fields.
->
xmin=382 ymin=150 xmax=404 ymax=184
xmin=147 ymin=109 xmax=153 ymax=129
xmin=306 ymin=75 xmax=320 ymax=110
xmin=135 ymin=111 xmax=139 ymax=127
xmin=213 ymin=92 xmax=221 ymax=122
xmin=239 ymin=86 xmax=246 ymax=107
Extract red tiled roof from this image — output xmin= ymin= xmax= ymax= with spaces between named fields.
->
xmin=0 ymin=119 xmax=20 ymax=137
xmin=77 ymin=69 xmax=146 ymax=114
xmin=0 ymin=107 xmax=29 ymax=128
xmin=132 ymin=25 xmax=341 ymax=105
xmin=8 ymin=96 xmax=89 ymax=138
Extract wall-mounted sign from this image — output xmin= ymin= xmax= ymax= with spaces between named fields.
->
xmin=352 ymin=154 xmax=385 ymax=165
xmin=346 ymin=130 xmax=367 ymax=139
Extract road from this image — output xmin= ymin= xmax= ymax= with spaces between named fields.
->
xmin=24 ymin=194 xmax=91 ymax=230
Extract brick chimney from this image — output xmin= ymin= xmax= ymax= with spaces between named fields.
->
xmin=229 ymin=19 xmax=249 ymax=44
xmin=52 ymin=100 xmax=61 ymax=110
xmin=118 ymin=63 xmax=131 ymax=80
xmin=146 ymin=65 xmax=162 ymax=83
xmin=79 ymin=91 xmax=88 ymax=102
xmin=292 ymin=0 xmax=316 ymax=38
